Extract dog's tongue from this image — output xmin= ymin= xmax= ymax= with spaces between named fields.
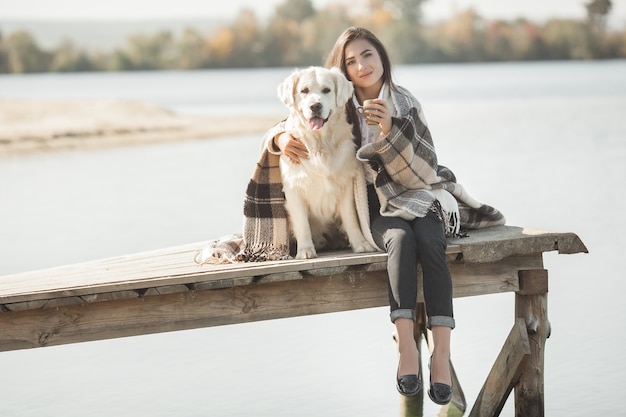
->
xmin=308 ymin=117 xmax=324 ymax=130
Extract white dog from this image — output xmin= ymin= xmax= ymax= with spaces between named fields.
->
xmin=277 ymin=66 xmax=377 ymax=259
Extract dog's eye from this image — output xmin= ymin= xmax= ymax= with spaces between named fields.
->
xmin=322 ymin=87 xmax=331 ymax=94
xmin=300 ymin=87 xmax=309 ymax=94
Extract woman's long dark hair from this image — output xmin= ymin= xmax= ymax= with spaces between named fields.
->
xmin=324 ymin=27 xmax=396 ymax=147
xmin=325 ymin=26 xmax=394 ymax=87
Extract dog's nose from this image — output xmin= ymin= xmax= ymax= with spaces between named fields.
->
xmin=310 ymin=102 xmax=322 ymax=114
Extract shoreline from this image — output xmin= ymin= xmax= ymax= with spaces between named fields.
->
xmin=0 ymin=99 xmax=283 ymax=157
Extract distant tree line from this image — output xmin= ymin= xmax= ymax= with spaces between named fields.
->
xmin=0 ymin=0 xmax=623 ymax=73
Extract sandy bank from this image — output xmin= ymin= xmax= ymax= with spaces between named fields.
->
xmin=0 ymin=100 xmax=283 ymax=157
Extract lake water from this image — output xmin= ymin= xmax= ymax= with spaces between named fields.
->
xmin=1 ymin=60 xmax=625 ymax=417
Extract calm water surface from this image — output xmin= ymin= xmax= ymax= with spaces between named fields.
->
xmin=0 ymin=61 xmax=625 ymax=417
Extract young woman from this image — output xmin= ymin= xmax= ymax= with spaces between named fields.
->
xmin=271 ymin=27 xmax=454 ymax=404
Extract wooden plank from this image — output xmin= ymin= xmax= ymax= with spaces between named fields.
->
xmin=0 ymin=250 xmax=390 ymax=304
xmin=448 ymin=226 xmax=588 ymax=263
xmin=469 ymin=319 xmax=531 ymax=417
xmin=446 ymin=255 xmax=543 ymax=299
xmin=0 ymin=269 xmax=390 ymax=352
xmin=0 ymin=254 xmax=542 ymax=314
xmin=0 ymin=227 xmax=588 ymax=353
xmin=0 ymin=255 xmax=547 ymax=351
xmin=0 ymin=226 xmax=587 ymax=307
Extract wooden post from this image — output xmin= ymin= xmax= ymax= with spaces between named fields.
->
xmin=515 ymin=269 xmax=549 ymax=417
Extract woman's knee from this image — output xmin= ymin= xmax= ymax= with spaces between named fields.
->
xmin=372 ymin=217 xmax=415 ymax=252
xmin=413 ymin=218 xmax=447 ymax=252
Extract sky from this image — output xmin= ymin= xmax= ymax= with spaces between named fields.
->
xmin=1 ymin=0 xmax=625 ymax=28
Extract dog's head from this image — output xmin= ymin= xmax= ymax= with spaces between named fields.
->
xmin=278 ymin=66 xmax=353 ymax=131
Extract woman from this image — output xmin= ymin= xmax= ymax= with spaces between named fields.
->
xmin=270 ymin=27 xmax=454 ymax=404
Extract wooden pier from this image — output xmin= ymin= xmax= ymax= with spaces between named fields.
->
xmin=0 ymin=225 xmax=587 ymax=416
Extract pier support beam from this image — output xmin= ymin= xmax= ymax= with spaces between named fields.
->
xmin=469 ymin=318 xmax=531 ymax=417
xmin=515 ymin=269 xmax=549 ymax=417
xmin=469 ymin=267 xmax=549 ymax=417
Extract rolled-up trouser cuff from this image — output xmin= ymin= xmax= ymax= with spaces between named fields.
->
xmin=390 ymin=308 xmax=416 ymax=323
xmin=428 ymin=315 xmax=455 ymax=329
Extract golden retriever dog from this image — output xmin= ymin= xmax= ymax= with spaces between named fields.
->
xmin=277 ymin=66 xmax=377 ymax=259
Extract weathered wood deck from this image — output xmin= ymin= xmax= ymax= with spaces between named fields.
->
xmin=0 ymin=225 xmax=587 ymax=416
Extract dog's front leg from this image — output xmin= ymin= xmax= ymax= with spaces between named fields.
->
xmin=283 ymin=188 xmax=317 ymax=259
xmin=338 ymin=191 xmax=377 ymax=253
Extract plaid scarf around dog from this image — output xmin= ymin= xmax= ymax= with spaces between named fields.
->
xmin=194 ymin=137 xmax=376 ymax=265
xmin=194 ymin=146 xmax=292 ymax=264
xmin=239 ymin=148 xmax=291 ymax=261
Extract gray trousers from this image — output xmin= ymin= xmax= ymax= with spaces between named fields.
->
xmin=368 ymin=185 xmax=455 ymax=329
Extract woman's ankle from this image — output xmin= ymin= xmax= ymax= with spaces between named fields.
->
xmin=398 ymin=349 xmax=420 ymax=377
xmin=395 ymin=318 xmax=420 ymax=377
xmin=430 ymin=351 xmax=451 ymax=385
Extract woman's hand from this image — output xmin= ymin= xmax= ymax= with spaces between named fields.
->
xmin=363 ymin=98 xmax=392 ymax=136
xmin=275 ymin=132 xmax=309 ymax=164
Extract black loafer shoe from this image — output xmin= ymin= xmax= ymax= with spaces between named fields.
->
xmin=428 ymin=381 xmax=452 ymax=405
xmin=428 ymin=354 xmax=452 ymax=405
xmin=396 ymin=373 xmax=422 ymax=397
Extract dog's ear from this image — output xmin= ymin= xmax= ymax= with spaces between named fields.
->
xmin=329 ymin=67 xmax=354 ymax=107
xmin=278 ymin=68 xmax=300 ymax=107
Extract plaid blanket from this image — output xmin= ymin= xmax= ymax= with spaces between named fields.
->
xmin=194 ymin=147 xmax=292 ymax=264
xmin=194 ymin=86 xmax=505 ymax=265
xmin=356 ymin=85 xmax=505 ymax=237
xmin=239 ymin=148 xmax=292 ymax=261
xmin=194 ymin=138 xmax=377 ymax=265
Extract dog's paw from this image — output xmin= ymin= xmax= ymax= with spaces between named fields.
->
xmin=351 ymin=241 xmax=378 ymax=253
xmin=295 ymin=246 xmax=317 ymax=259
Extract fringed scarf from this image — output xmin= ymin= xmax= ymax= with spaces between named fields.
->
xmin=194 ymin=147 xmax=292 ymax=265
xmin=356 ymin=85 xmax=505 ymax=237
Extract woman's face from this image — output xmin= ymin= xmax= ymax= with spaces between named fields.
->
xmin=344 ymin=38 xmax=384 ymax=92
